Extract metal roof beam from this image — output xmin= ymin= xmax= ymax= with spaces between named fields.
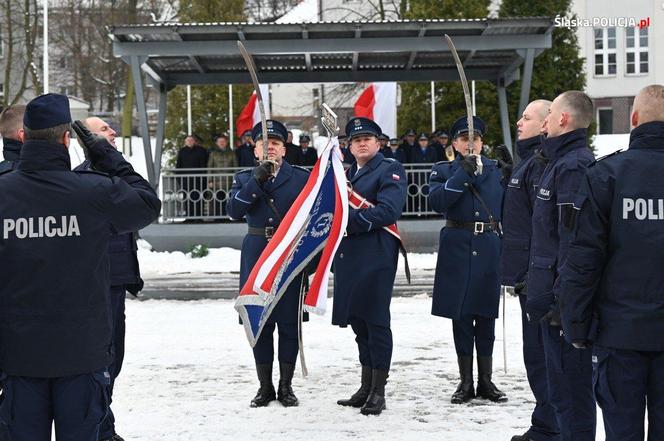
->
xmin=113 ymin=34 xmax=552 ymax=57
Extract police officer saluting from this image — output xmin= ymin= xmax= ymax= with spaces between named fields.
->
xmin=0 ymin=105 xmax=25 ymax=172
xmin=559 ymin=84 xmax=664 ymax=441
xmin=0 ymin=94 xmax=160 ymax=441
xmin=227 ymin=119 xmax=310 ymax=408
xmin=428 ymin=116 xmax=508 ymax=404
xmin=526 ymin=91 xmax=596 ymax=441
xmin=500 ymin=100 xmax=559 ymax=441
xmin=333 ymin=117 xmax=407 ymax=416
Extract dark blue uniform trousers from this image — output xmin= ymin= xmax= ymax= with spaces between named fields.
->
xmin=452 ymin=315 xmax=495 ymax=357
xmin=542 ymin=325 xmax=595 ymax=441
xmin=252 ymin=322 xmax=299 ymax=364
xmin=99 ymin=286 xmax=127 ymax=440
xmin=593 ymin=345 xmax=664 ymax=441
xmin=350 ymin=317 xmax=393 ymax=370
xmin=0 ymin=370 xmax=109 ymax=441
xmin=519 ymin=295 xmax=560 ymax=441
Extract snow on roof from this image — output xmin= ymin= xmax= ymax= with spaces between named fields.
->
xmin=276 ymin=0 xmax=318 ymax=24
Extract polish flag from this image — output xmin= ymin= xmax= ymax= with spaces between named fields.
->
xmin=353 ymin=82 xmax=397 ymax=139
xmin=236 ymin=84 xmax=270 ymax=138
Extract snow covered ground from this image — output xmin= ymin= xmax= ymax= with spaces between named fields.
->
xmin=111 ymin=296 xmax=606 ymax=440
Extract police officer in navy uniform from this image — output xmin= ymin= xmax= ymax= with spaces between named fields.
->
xmin=559 ymin=84 xmax=664 ymax=441
xmin=428 ymin=116 xmax=508 ymax=404
xmin=236 ymin=130 xmax=257 ymax=167
xmin=411 ymin=133 xmax=438 ymax=164
xmin=399 ymin=128 xmax=416 ymax=163
xmin=501 ymin=100 xmax=560 ymax=441
xmin=526 ymin=91 xmax=596 ymax=441
xmin=382 ymin=138 xmax=408 ymax=163
xmin=298 ymin=134 xmax=317 ymax=167
xmin=227 ymin=119 xmax=310 ymax=408
xmin=333 ymin=117 xmax=407 ymax=416
xmin=0 ymin=94 xmax=160 ymax=441
xmin=0 ymin=105 xmax=25 ymax=172
xmin=73 ymin=117 xmax=143 ymax=441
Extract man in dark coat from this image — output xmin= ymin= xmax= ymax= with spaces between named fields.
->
xmin=227 ymin=119 xmax=310 ymax=408
xmin=175 ymin=134 xmax=208 ymax=219
xmin=0 ymin=93 xmax=160 ymax=441
xmin=333 ymin=117 xmax=407 ymax=416
xmin=500 ymin=100 xmax=559 ymax=441
xmin=526 ymin=91 xmax=596 ymax=441
xmin=428 ymin=116 xmax=508 ymax=404
xmin=236 ymin=130 xmax=257 ymax=167
xmin=411 ymin=133 xmax=438 ymax=164
xmin=399 ymin=128 xmax=416 ymax=163
xmin=284 ymin=130 xmax=301 ymax=166
xmin=0 ymin=105 xmax=25 ymax=173
xmin=559 ymin=84 xmax=664 ymax=441
xmin=298 ymin=134 xmax=317 ymax=167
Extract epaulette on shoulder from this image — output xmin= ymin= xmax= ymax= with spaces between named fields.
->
xmin=238 ymin=168 xmax=253 ymax=174
xmin=588 ymin=149 xmax=622 ymax=167
xmin=73 ymin=169 xmax=109 ymax=177
xmin=382 ymin=157 xmax=396 ymax=162
xmin=292 ymin=165 xmax=310 ymax=172
xmin=434 ymin=160 xmax=452 ymax=165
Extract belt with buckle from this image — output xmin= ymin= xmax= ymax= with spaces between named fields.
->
xmin=444 ymin=219 xmax=497 ymax=234
xmin=248 ymin=226 xmax=276 ymax=240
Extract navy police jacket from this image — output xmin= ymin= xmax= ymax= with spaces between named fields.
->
xmin=526 ymin=129 xmax=594 ymax=322
xmin=410 ymin=146 xmax=438 ymax=164
xmin=382 ymin=147 xmax=408 ymax=163
xmin=560 ymin=121 xmax=664 ymax=351
xmin=75 ymin=160 xmax=144 ymax=293
xmin=0 ymin=138 xmax=21 ymax=172
xmin=500 ymin=136 xmax=547 ymax=287
xmin=227 ymin=161 xmax=310 ymax=324
xmin=0 ymin=140 xmax=160 ymax=378
xmin=429 ymin=155 xmax=505 ymax=319
xmin=332 ymin=153 xmax=407 ymax=328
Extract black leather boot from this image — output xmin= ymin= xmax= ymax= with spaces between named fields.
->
xmin=476 ymin=356 xmax=507 ymax=402
xmin=360 ymin=369 xmax=388 ymax=415
xmin=250 ymin=363 xmax=276 ymax=407
xmin=337 ymin=365 xmax=372 ymax=407
xmin=277 ymin=362 xmax=299 ymax=407
xmin=451 ymin=356 xmax=475 ymax=404
xmin=510 ymin=434 xmax=535 ymax=441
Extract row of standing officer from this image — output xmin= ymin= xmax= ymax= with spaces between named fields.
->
xmin=0 ymin=93 xmax=161 ymax=441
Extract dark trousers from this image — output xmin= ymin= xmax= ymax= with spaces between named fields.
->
xmin=99 ymin=286 xmax=126 ymax=440
xmin=594 ymin=345 xmax=664 ymax=441
xmin=0 ymin=370 xmax=109 ymax=441
xmin=252 ymin=322 xmax=299 ymax=365
xmin=350 ymin=317 xmax=393 ymax=370
xmin=452 ymin=315 xmax=495 ymax=357
xmin=542 ymin=324 xmax=596 ymax=441
xmin=519 ymin=295 xmax=560 ymax=441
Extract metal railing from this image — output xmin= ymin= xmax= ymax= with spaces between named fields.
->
xmin=160 ymin=164 xmax=440 ymax=222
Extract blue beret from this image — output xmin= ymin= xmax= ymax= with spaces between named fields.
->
xmin=252 ymin=119 xmax=288 ymax=143
xmin=299 ymin=134 xmax=311 ymax=142
xmin=345 ymin=117 xmax=381 ymax=139
xmin=450 ymin=116 xmax=486 ymax=139
xmin=24 ymin=93 xmax=71 ymax=130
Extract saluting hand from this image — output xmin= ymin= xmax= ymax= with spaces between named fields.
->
xmin=72 ymin=120 xmax=114 ymax=166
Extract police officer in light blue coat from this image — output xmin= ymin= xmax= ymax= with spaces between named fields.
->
xmin=501 ymin=100 xmax=560 ymax=441
xmin=0 ymin=94 xmax=161 ymax=441
xmin=526 ymin=91 xmax=596 ymax=441
xmin=559 ymin=84 xmax=664 ymax=441
xmin=428 ymin=116 xmax=508 ymax=405
xmin=227 ymin=119 xmax=310 ymax=409
xmin=333 ymin=117 xmax=407 ymax=416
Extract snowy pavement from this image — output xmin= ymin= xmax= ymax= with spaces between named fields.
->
xmin=112 ymin=296 xmax=605 ymax=440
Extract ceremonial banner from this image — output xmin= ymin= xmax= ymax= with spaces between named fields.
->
xmin=235 ymin=142 xmax=348 ymax=347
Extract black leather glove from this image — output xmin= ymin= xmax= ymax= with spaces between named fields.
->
xmin=460 ymin=154 xmax=478 ymax=176
xmin=72 ymin=120 xmax=113 ymax=165
xmin=514 ymin=280 xmax=528 ymax=296
xmin=252 ymin=161 xmax=274 ymax=185
xmin=497 ymin=159 xmax=513 ymax=181
xmin=541 ymin=301 xmax=561 ymax=326
xmin=494 ymin=144 xmax=513 ymax=165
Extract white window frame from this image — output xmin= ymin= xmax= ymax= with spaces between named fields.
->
xmin=597 ymin=107 xmax=614 ymax=135
xmin=593 ymin=27 xmax=617 ymax=77
xmin=625 ymin=27 xmax=648 ymax=76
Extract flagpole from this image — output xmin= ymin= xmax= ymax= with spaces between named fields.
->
xmin=430 ymin=81 xmax=436 ymax=132
xmin=186 ymin=85 xmax=192 ymax=135
xmin=228 ymin=84 xmax=234 ymax=146
xmin=43 ymin=0 xmax=49 ymax=93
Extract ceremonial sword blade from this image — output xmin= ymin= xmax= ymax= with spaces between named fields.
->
xmin=238 ymin=41 xmax=269 ymax=160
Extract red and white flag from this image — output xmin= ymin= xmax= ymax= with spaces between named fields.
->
xmin=354 ymin=82 xmax=397 ymax=139
xmin=236 ymin=85 xmax=270 ymax=138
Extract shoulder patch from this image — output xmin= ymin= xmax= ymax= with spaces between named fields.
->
xmin=73 ymin=169 xmax=109 ymax=177
xmin=588 ymin=149 xmax=622 ymax=167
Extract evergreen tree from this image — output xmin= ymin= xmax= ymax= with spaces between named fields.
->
xmin=164 ymin=0 xmax=252 ymax=162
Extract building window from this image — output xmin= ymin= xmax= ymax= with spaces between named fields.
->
xmin=626 ymin=27 xmax=648 ymax=75
xmin=594 ymin=27 xmax=617 ymax=76
xmin=597 ymin=108 xmax=613 ymax=135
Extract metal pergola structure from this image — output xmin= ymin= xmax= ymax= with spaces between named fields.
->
xmin=110 ymin=17 xmax=554 ymax=186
